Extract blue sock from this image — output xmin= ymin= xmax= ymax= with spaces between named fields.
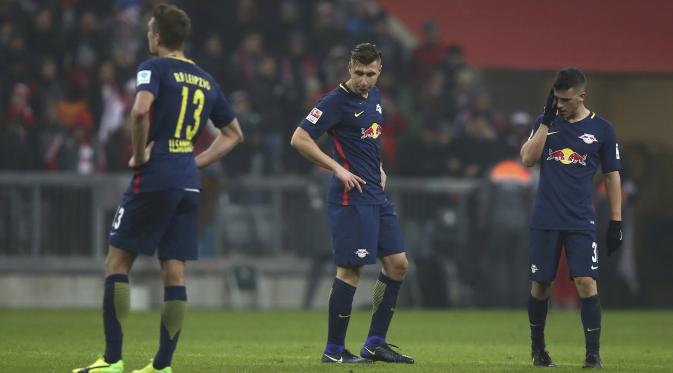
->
xmin=153 ymin=286 xmax=187 ymax=369
xmin=325 ymin=278 xmax=356 ymax=354
xmin=528 ymin=295 xmax=549 ymax=351
xmin=366 ymin=273 xmax=402 ymax=347
xmin=581 ymin=295 xmax=601 ymax=355
xmin=103 ymin=274 xmax=130 ymax=363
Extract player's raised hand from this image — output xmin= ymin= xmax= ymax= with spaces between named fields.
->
xmin=606 ymin=220 xmax=623 ymax=256
xmin=334 ymin=167 xmax=366 ymax=193
xmin=542 ymin=88 xmax=557 ymax=126
xmin=128 ymin=141 xmax=154 ymax=168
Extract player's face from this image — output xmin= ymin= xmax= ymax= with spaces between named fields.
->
xmin=348 ymin=60 xmax=382 ymax=96
xmin=147 ymin=17 xmax=159 ymax=55
xmin=554 ymin=87 xmax=586 ymax=119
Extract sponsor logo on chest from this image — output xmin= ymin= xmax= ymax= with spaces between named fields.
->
xmin=546 ymin=148 xmax=588 ymax=166
xmin=361 ymin=123 xmax=382 ymax=140
xmin=578 ymin=133 xmax=598 ymax=144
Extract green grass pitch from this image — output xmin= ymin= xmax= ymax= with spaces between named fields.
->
xmin=1 ymin=309 xmax=671 ymax=372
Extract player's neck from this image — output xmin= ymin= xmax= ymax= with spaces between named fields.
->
xmin=567 ymin=106 xmax=590 ymax=123
xmin=345 ymin=79 xmax=369 ymax=99
xmin=157 ymin=47 xmax=185 ymax=59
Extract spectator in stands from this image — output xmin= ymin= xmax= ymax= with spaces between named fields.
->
xmin=411 ymin=20 xmax=445 ymax=83
xmin=309 ymin=1 xmax=349 ymax=64
xmin=476 ymin=160 xmax=534 ymax=307
xmin=278 ymin=32 xmax=317 ymax=119
xmin=229 ymin=32 xmax=265 ymax=90
xmin=247 ymin=55 xmax=288 ymax=173
xmin=197 ymin=34 xmax=229 ymax=88
xmin=31 ymin=59 xmax=65 ymax=118
xmin=4 ymin=83 xmax=35 ymax=128
xmin=96 ymin=61 xmax=126 ymax=150
xmin=454 ymin=91 xmax=505 ymax=134
xmin=28 ymin=8 xmax=64 ymax=65
xmin=447 ymin=114 xmax=503 ymax=177
xmin=502 ymin=111 xmax=533 ymax=159
xmin=345 ymin=0 xmax=377 ymax=41
xmin=0 ymin=117 xmax=35 ymax=170
xmin=372 ymin=13 xmax=407 ymax=78
xmin=441 ymin=43 xmax=466 ymax=92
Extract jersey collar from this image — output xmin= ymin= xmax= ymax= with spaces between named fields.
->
xmin=339 ymin=82 xmax=371 ymax=100
xmin=163 ymin=55 xmax=195 ymax=64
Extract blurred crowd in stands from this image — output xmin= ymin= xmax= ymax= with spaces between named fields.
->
xmin=0 ymin=0 xmax=533 ymax=177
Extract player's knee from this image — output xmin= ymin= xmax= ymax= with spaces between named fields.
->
xmin=530 ymin=281 xmax=552 ymax=299
xmin=393 ymin=258 xmax=409 ymax=277
xmin=161 ymin=270 xmax=185 ymax=286
xmin=104 ymin=247 xmax=133 ymax=275
xmin=382 ymin=257 xmax=408 ymax=281
xmin=160 ymin=260 xmax=186 ymax=286
xmin=573 ymin=276 xmax=597 ymax=297
xmin=336 ymin=266 xmax=361 ymax=286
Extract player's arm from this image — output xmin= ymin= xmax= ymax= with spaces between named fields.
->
xmin=195 ymin=118 xmax=244 ymax=169
xmin=128 ymin=91 xmax=155 ymax=168
xmin=604 ymin=171 xmax=623 ymax=255
xmin=380 ymin=162 xmax=387 ymax=190
xmin=521 ymin=89 xmax=557 ymax=167
xmin=604 ymin=171 xmax=622 ymax=221
xmin=520 ymin=124 xmax=548 ymax=167
xmin=290 ymin=127 xmax=366 ymax=193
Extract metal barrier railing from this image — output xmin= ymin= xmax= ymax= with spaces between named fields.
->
xmin=0 ymin=172 xmax=479 ymax=262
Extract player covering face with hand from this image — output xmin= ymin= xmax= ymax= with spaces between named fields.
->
xmin=520 ymin=67 xmax=623 ymax=368
xmin=291 ymin=43 xmax=414 ymax=364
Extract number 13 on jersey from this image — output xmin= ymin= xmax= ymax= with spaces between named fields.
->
xmin=174 ymin=86 xmax=204 ymax=140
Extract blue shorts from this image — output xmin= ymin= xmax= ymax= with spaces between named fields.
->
xmin=108 ymin=189 xmax=200 ymax=260
xmin=529 ymin=229 xmax=599 ymax=282
xmin=326 ymin=199 xmax=405 ymax=267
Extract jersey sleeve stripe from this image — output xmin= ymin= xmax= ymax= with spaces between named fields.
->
xmin=132 ymin=170 xmax=141 ymax=194
xmin=331 ymin=129 xmax=350 ymax=206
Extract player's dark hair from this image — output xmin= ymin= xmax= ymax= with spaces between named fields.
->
xmin=350 ymin=43 xmax=382 ymax=65
xmin=553 ymin=67 xmax=587 ymax=91
xmin=152 ymin=3 xmax=191 ymax=50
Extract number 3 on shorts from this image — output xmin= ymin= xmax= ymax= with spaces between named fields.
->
xmin=112 ymin=207 xmax=125 ymax=230
xmin=591 ymin=241 xmax=598 ymax=263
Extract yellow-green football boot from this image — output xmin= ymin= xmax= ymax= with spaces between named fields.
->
xmin=132 ymin=360 xmax=172 ymax=373
xmin=72 ymin=357 xmax=124 ymax=373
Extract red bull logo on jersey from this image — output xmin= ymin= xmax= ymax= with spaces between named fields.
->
xmin=547 ymin=148 xmax=587 ymax=166
xmin=361 ymin=123 xmax=382 ymax=140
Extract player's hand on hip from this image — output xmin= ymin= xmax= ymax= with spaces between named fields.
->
xmin=542 ymin=88 xmax=557 ymax=127
xmin=334 ymin=167 xmax=366 ymax=193
xmin=606 ymin=220 xmax=623 ymax=256
xmin=128 ymin=141 xmax=154 ymax=168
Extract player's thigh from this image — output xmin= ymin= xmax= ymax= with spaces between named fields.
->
xmin=565 ymin=230 xmax=599 ymax=279
xmin=326 ymin=203 xmax=379 ymax=267
xmin=378 ymin=199 xmax=405 ymax=258
xmin=109 ymin=190 xmax=182 ymax=256
xmin=529 ymin=229 xmax=563 ymax=283
xmin=158 ymin=191 xmax=200 ymax=261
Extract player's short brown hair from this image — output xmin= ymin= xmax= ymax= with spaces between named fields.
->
xmin=350 ymin=43 xmax=382 ymax=66
xmin=152 ymin=3 xmax=191 ymax=50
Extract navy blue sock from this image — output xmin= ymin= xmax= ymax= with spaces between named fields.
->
xmin=103 ymin=274 xmax=130 ymax=363
xmin=366 ymin=273 xmax=402 ymax=347
xmin=325 ymin=278 xmax=356 ymax=353
xmin=528 ymin=295 xmax=549 ymax=351
xmin=153 ymin=286 xmax=187 ymax=369
xmin=581 ymin=295 xmax=601 ymax=355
